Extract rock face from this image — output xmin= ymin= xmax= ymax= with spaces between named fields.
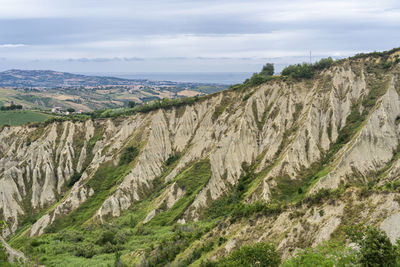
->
xmin=1 ymin=52 xmax=400 ymax=257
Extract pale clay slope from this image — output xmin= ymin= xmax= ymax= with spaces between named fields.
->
xmin=0 ymin=60 xmax=399 ymax=251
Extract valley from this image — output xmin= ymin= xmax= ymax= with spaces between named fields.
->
xmin=1 ymin=49 xmax=400 ymax=266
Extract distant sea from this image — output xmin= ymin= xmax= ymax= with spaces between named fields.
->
xmin=80 ymin=72 xmax=253 ymax=85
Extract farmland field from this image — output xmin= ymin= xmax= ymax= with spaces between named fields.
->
xmin=0 ymin=110 xmax=51 ymax=126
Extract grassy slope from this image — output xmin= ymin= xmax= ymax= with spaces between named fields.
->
xmin=10 ymin=157 xmax=212 ymax=266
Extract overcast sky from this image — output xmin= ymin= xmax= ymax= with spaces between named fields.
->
xmin=0 ymin=0 xmax=399 ymax=73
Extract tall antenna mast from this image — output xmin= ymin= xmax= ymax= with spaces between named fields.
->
xmin=309 ymin=51 xmax=312 ymax=64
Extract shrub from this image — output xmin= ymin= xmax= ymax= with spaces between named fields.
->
xmin=359 ymin=227 xmax=396 ymax=267
xmin=96 ymin=230 xmax=116 ymax=245
xmin=74 ymin=243 xmax=96 ymax=258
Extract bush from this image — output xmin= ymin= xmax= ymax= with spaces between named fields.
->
xmin=281 ymin=57 xmax=334 ymax=79
xmin=281 ymin=63 xmax=314 ymax=79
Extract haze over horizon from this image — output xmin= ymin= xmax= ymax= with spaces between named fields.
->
xmin=1 ymin=0 xmax=400 ymax=73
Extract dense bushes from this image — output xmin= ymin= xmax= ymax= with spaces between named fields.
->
xmin=138 ymin=224 xmax=208 ymax=267
xmin=281 ymin=63 xmax=315 ymax=79
xmin=74 ymin=243 xmax=96 ymax=258
xmin=282 ymin=241 xmax=359 ymax=266
xmin=281 ymin=57 xmax=334 ymax=79
xmin=202 ymin=242 xmax=280 ymax=267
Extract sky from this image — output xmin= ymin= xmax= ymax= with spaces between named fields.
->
xmin=0 ymin=0 xmax=399 ymax=73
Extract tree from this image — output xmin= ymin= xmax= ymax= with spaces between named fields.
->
xmin=260 ymin=63 xmax=274 ymax=77
xmin=127 ymin=101 xmax=136 ymax=108
xmin=67 ymin=108 xmax=75 ymax=113
xmin=359 ymin=227 xmax=396 ymax=267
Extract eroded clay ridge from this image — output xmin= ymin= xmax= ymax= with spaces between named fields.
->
xmin=1 ymin=53 xmax=400 ymax=253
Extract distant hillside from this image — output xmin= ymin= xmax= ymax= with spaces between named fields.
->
xmin=0 ymin=69 xmax=228 ymax=111
xmin=0 ymin=69 xmax=147 ymax=88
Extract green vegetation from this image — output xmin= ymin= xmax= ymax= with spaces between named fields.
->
xmin=212 ymin=97 xmax=231 ymax=121
xmin=149 ymin=160 xmax=211 ymax=226
xmin=0 ymin=221 xmax=19 ymax=267
xmin=0 ymin=104 xmax=22 ymax=111
xmin=138 ymin=223 xmax=213 ymax=267
xmin=119 ymin=146 xmax=139 ymax=165
xmin=202 ymin=227 xmax=400 ymax=267
xmin=260 ymin=63 xmax=275 ymax=77
xmin=46 ymin=159 xmax=135 ymax=233
xmin=347 ymin=226 xmax=398 ymax=267
xmin=203 ymin=242 xmax=280 ymax=267
xmin=85 ymin=96 xmax=205 ymax=120
xmin=0 ymin=110 xmax=51 ymax=126
xmin=281 ymin=57 xmax=334 ymax=79
xmin=282 ymin=240 xmax=360 ymax=266
xmin=233 ymin=63 xmax=277 ymax=91
xmin=165 ymin=153 xmax=181 ymax=166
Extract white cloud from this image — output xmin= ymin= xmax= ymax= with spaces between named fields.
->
xmin=0 ymin=44 xmax=26 ymax=48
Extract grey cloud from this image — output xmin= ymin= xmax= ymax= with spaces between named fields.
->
xmin=0 ymin=0 xmax=399 ymax=72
